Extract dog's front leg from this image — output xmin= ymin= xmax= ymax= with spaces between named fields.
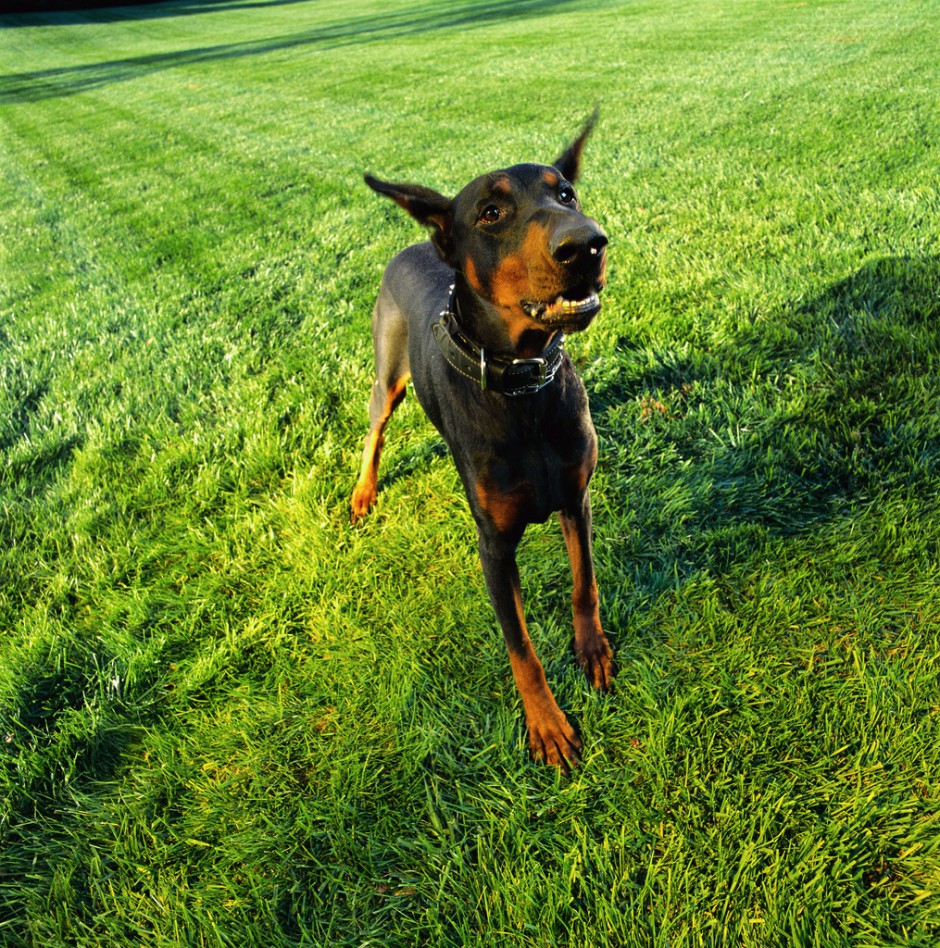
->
xmin=477 ymin=529 xmax=582 ymax=769
xmin=559 ymin=488 xmax=614 ymax=690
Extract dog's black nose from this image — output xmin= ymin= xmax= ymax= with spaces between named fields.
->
xmin=551 ymin=225 xmax=608 ymax=266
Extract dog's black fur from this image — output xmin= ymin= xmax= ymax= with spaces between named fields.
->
xmin=351 ymin=114 xmax=612 ymax=767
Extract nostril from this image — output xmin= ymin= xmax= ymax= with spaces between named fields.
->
xmin=553 ymin=238 xmax=581 ymax=265
xmin=552 ymin=228 xmax=608 ymax=266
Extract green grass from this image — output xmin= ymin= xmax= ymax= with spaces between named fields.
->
xmin=1 ymin=0 xmax=939 ymax=944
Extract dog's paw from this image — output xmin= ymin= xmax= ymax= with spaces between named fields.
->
xmin=526 ymin=706 xmax=582 ymax=770
xmin=577 ymin=634 xmax=614 ymax=691
xmin=350 ymin=480 xmax=377 ymax=523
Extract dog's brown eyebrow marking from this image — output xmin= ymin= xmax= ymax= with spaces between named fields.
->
xmin=541 ymin=169 xmax=560 ymax=187
xmin=489 ymin=175 xmax=512 ymax=194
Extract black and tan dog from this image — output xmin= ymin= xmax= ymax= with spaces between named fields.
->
xmin=351 ymin=114 xmax=613 ymax=768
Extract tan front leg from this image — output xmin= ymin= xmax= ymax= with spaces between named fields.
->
xmin=350 ymin=373 xmax=410 ymax=522
xmin=559 ymin=491 xmax=613 ymax=690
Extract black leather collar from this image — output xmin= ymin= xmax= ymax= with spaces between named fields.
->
xmin=430 ymin=291 xmax=565 ymax=396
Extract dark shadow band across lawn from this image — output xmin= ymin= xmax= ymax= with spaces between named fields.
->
xmin=2 ymin=0 xmax=580 ymax=103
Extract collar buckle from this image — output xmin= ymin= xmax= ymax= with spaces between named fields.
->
xmin=505 ymin=355 xmax=555 ymax=396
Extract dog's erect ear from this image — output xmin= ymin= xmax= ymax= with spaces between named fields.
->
xmin=364 ymin=174 xmax=454 ymax=262
xmin=552 ymin=107 xmax=599 ymax=183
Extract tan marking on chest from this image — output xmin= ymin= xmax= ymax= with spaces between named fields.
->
xmin=475 ymin=477 xmax=533 ymax=535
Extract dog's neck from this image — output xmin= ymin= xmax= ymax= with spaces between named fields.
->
xmin=451 ymin=271 xmax=558 ymax=360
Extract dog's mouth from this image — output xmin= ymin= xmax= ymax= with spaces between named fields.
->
xmin=522 ymin=287 xmax=602 ymax=328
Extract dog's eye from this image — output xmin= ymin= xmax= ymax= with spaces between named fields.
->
xmin=478 ymin=205 xmax=502 ymax=224
xmin=558 ymin=185 xmax=577 ymax=205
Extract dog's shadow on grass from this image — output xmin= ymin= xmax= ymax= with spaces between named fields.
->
xmin=589 ymin=253 xmax=939 ymax=582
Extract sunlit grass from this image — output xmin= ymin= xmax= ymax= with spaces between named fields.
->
xmin=1 ymin=0 xmax=939 ymax=944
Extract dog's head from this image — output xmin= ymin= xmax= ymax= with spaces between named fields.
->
xmin=365 ymin=112 xmax=607 ymax=335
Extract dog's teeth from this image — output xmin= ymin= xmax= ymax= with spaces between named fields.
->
xmin=527 ymin=292 xmax=600 ymax=322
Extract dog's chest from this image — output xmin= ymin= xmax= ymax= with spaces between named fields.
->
xmin=469 ymin=411 xmax=596 ymax=528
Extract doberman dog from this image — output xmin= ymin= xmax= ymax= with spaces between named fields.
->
xmin=351 ymin=113 xmax=612 ymax=768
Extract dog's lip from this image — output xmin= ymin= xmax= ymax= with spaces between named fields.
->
xmin=522 ymin=289 xmax=602 ymax=323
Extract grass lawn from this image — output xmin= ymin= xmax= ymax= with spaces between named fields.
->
xmin=1 ymin=0 xmax=939 ymax=944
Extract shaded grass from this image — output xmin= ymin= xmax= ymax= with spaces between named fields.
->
xmin=1 ymin=0 xmax=939 ymax=944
